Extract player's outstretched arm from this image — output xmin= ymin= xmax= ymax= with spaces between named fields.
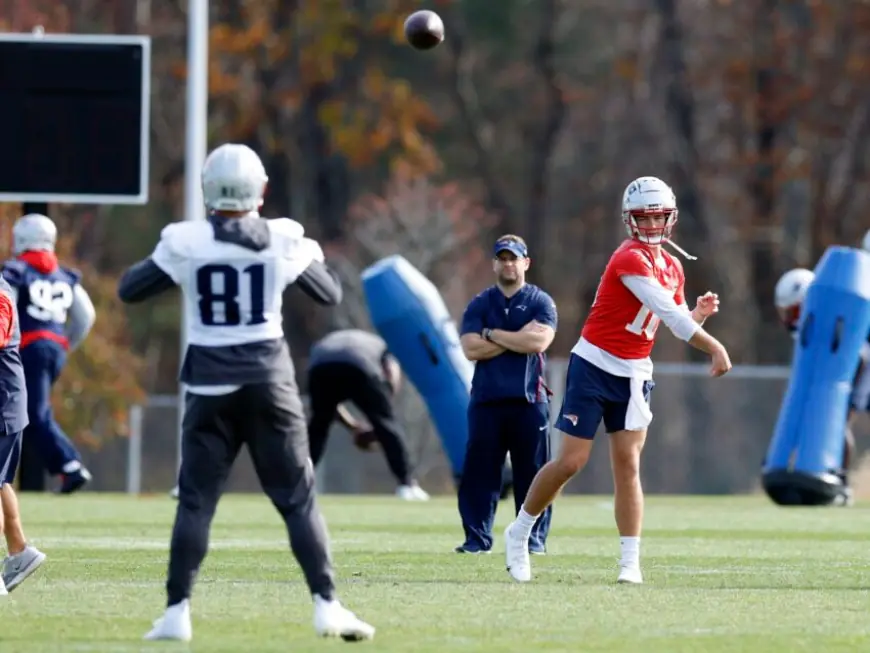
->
xmin=294 ymin=259 xmax=343 ymax=306
xmin=688 ymin=329 xmax=732 ymax=377
xmin=66 ymin=285 xmax=96 ymax=350
xmin=622 ymin=275 xmax=731 ymax=376
xmin=117 ymin=258 xmax=176 ymax=304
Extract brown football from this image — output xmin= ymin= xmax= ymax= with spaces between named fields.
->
xmin=404 ymin=10 xmax=444 ymax=50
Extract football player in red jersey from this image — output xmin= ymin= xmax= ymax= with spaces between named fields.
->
xmin=503 ymin=176 xmax=732 ymax=584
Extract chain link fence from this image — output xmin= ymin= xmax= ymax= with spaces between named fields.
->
xmin=75 ymin=359 xmax=870 ymax=496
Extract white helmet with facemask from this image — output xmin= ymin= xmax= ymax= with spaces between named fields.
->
xmin=12 ymin=213 xmax=57 ymax=254
xmin=774 ymin=267 xmax=815 ymax=331
xmin=622 ymin=176 xmax=679 ymax=245
xmin=201 ymin=144 xmax=269 ymax=213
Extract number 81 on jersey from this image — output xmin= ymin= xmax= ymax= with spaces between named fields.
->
xmin=196 ymin=263 xmax=267 ymax=326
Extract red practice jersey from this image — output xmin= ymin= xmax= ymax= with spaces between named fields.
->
xmin=581 ymin=240 xmax=686 ymax=359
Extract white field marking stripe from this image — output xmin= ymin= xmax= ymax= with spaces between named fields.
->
xmin=659 ymin=563 xmax=866 ymax=574
xmin=62 ymin=646 xmax=175 ymax=653
xmin=32 ymin=580 xmax=311 ymax=588
xmin=33 ymin=536 xmax=367 ymax=549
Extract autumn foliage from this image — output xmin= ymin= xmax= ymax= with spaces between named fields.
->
xmin=2 ymin=0 xmax=870 ymax=491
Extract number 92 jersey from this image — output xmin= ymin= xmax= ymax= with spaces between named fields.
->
xmin=150 ymin=217 xmax=323 ymax=347
xmin=581 ymin=239 xmax=686 ymax=360
xmin=1 ymin=259 xmax=81 ymax=339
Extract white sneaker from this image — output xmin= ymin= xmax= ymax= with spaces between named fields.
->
xmin=504 ymin=522 xmax=531 ymax=582
xmin=0 ymin=578 xmax=7 ymax=596
xmin=617 ymin=564 xmax=643 ymax=584
xmin=313 ymin=595 xmax=375 ymax=641
xmin=3 ymin=545 xmax=47 ymax=592
xmin=144 ymin=600 xmax=192 ymax=641
xmin=396 ymin=483 xmax=430 ymax=501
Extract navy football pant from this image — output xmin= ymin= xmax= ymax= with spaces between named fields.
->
xmin=0 ymin=431 xmax=22 ymax=486
xmin=458 ymin=400 xmax=552 ymax=552
xmin=21 ymin=340 xmax=81 ymax=476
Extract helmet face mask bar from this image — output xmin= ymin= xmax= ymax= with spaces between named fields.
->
xmin=624 ymin=206 xmax=678 ymax=245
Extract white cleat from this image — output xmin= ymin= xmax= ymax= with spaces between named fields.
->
xmin=313 ymin=596 xmax=375 ymax=641
xmin=504 ymin=522 xmax=531 ymax=583
xmin=396 ymin=483 xmax=430 ymax=501
xmin=144 ymin=600 xmax=193 ymax=641
xmin=617 ymin=565 xmax=643 ymax=585
xmin=0 ymin=579 xmax=7 ymax=596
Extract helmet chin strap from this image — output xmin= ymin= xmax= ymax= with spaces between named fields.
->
xmin=633 ymin=230 xmax=698 ymax=261
xmin=663 ymin=238 xmax=698 ymax=261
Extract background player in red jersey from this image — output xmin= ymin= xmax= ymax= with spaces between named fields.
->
xmin=502 ymin=176 xmax=732 ymax=584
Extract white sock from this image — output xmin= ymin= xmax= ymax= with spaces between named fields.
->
xmin=620 ymin=536 xmax=640 ymax=567
xmin=512 ymin=507 xmax=539 ymax=540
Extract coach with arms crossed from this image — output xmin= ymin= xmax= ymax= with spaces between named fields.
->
xmin=455 ymin=235 xmax=556 ymax=554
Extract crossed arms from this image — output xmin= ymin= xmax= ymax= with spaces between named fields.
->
xmin=460 ymin=321 xmax=555 ymax=361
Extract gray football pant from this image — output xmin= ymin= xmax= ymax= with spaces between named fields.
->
xmin=166 ymin=382 xmax=335 ymax=606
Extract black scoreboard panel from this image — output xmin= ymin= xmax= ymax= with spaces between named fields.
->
xmin=0 ymin=35 xmax=150 ymax=204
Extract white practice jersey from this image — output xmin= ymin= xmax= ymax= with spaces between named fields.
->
xmin=151 ymin=217 xmax=322 ymax=347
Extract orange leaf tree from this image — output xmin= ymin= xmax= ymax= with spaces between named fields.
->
xmin=203 ymin=1 xmax=442 ymax=186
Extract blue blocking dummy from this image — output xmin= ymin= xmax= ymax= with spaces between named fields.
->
xmin=362 ymin=255 xmax=474 ymax=481
xmin=762 ymin=246 xmax=870 ymax=506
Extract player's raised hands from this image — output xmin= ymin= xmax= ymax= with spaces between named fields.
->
xmin=694 ymin=291 xmax=720 ymax=319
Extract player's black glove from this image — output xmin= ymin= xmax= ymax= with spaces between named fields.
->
xmin=353 ymin=430 xmax=378 ymax=452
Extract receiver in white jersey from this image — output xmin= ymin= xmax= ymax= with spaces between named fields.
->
xmin=119 ymin=211 xmax=342 ymax=389
xmin=151 ymin=216 xmax=321 ymax=347
xmin=117 ymin=142 xmax=374 ymax=645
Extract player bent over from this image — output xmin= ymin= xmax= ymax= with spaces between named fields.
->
xmin=504 ymin=176 xmax=732 ymax=584
xmin=118 ymin=143 xmax=373 ymax=641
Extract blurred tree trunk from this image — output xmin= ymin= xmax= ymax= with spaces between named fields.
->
xmin=749 ymin=0 xmax=782 ymax=331
xmin=521 ymin=0 xmax=565 ymax=282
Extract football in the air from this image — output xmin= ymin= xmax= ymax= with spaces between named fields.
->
xmin=404 ymin=10 xmax=444 ymax=50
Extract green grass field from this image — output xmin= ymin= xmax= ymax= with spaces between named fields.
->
xmin=1 ymin=493 xmax=869 ymax=652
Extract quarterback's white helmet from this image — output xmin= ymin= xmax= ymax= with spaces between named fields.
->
xmin=12 ymin=213 xmax=57 ymax=254
xmin=774 ymin=267 xmax=814 ymax=330
xmin=201 ymin=144 xmax=268 ymax=213
xmin=622 ymin=176 xmax=678 ymax=245
xmin=862 ymin=229 xmax=870 ymax=252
